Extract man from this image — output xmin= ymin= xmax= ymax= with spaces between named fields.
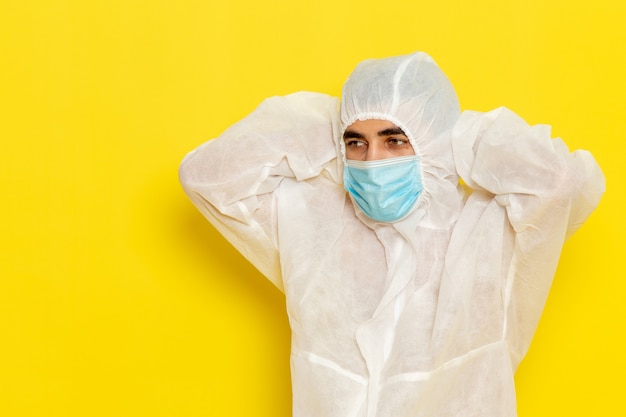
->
xmin=179 ymin=52 xmax=604 ymax=416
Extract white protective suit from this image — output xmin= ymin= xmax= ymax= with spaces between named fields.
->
xmin=179 ymin=52 xmax=605 ymax=417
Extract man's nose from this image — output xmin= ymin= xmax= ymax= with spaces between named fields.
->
xmin=365 ymin=143 xmax=389 ymax=161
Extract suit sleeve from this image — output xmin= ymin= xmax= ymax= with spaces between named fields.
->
xmin=451 ymin=107 xmax=605 ymax=363
xmin=452 ymin=107 xmax=604 ymax=237
xmin=179 ymin=92 xmax=342 ymax=292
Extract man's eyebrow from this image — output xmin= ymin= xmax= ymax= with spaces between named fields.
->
xmin=378 ymin=127 xmax=406 ymax=136
xmin=343 ymin=127 xmax=407 ymax=140
xmin=343 ymin=130 xmax=365 ymax=140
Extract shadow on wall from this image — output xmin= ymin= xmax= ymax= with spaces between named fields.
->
xmin=129 ymin=164 xmax=287 ymax=312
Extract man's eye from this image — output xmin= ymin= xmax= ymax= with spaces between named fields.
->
xmin=388 ymin=138 xmax=408 ymax=146
xmin=346 ymin=140 xmax=366 ymax=147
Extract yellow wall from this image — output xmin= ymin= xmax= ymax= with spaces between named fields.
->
xmin=1 ymin=1 xmax=623 ymax=415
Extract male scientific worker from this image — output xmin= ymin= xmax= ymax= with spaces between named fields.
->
xmin=179 ymin=52 xmax=604 ymax=417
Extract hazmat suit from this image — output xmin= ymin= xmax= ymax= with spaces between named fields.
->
xmin=179 ymin=52 xmax=605 ymax=417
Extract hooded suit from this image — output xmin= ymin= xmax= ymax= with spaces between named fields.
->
xmin=179 ymin=52 xmax=604 ymax=416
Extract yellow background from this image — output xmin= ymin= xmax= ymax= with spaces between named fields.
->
xmin=1 ymin=0 xmax=624 ymax=415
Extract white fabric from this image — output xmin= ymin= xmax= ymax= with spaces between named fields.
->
xmin=179 ymin=52 xmax=605 ymax=417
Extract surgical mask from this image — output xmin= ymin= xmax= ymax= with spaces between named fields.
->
xmin=344 ymin=155 xmax=423 ymax=223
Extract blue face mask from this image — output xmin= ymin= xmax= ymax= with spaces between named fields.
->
xmin=343 ymin=155 xmax=423 ymax=223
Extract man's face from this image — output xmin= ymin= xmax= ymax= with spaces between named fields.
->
xmin=343 ymin=119 xmax=414 ymax=161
